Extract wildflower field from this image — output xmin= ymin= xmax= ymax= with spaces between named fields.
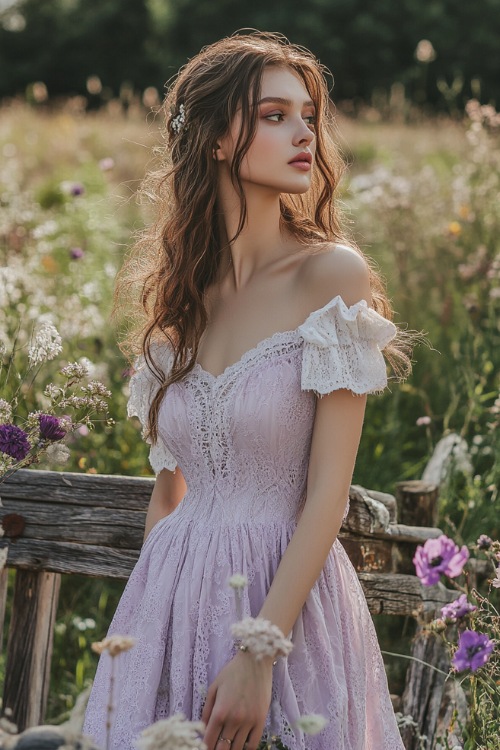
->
xmin=0 ymin=98 xmax=499 ymax=745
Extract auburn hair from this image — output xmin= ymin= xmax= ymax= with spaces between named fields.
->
xmin=114 ymin=30 xmax=414 ymax=443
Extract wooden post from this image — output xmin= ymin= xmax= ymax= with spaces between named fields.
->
xmin=0 ymin=567 xmax=8 ymax=654
xmin=400 ymin=623 xmax=451 ymax=749
xmin=2 ymin=569 xmax=61 ymax=730
xmin=395 ymin=481 xmax=439 ymax=528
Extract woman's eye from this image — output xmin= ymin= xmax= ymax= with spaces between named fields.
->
xmin=265 ymin=113 xmax=285 ymax=122
xmin=305 ymin=115 xmax=316 ymax=127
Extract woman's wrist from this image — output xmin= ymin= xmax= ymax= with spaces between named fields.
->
xmin=230 ymin=616 xmax=293 ymax=664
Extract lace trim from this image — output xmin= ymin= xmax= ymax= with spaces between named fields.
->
xmin=297 ymin=295 xmax=397 ymax=397
xmin=127 ymin=343 xmax=177 ymax=475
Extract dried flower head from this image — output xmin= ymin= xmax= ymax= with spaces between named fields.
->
xmin=295 ymin=713 xmax=328 ymax=735
xmin=230 ymin=616 xmax=293 ymax=661
xmin=134 ymin=713 xmax=207 ymax=750
xmin=46 ymin=442 xmax=71 ymax=464
xmin=60 ymin=362 xmax=90 ymax=380
xmin=491 ymin=565 xmax=500 ymax=589
xmin=228 ymin=573 xmax=248 ymax=590
xmin=0 ymin=400 xmax=12 ymax=422
xmin=91 ymin=634 xmax=136 ymax=657
xmin=28 ymin=321 xmax=62 ymax=365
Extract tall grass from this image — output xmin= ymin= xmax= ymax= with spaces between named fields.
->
xmin=0 ymin=98 xmax=498 ymax=723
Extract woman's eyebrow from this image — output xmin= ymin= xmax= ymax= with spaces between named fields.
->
xmin=257 ymin=96 xmax=315 ymax=107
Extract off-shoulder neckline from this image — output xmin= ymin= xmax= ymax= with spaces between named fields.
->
xmin=193 ymin=294 xmax=371 ymax=382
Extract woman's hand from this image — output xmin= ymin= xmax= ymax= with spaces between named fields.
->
xmin=201 ymin=650 xmax=274 ymax=750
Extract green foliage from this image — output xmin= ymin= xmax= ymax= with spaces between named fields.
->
xmin=1 ymin=0 xmax=500 ymax=108
xmin=348 ymin=103 xmax=500 ymax=543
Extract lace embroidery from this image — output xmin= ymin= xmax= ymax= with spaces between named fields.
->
xmin=127 ymin=343 xmax=177 ymax=475
xmin=298 ymin=294 xmax=397 ymax=397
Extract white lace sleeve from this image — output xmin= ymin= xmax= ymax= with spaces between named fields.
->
xmin=297 ymin=294 xmax=397 ymax=397
xmin=126 ymin=344 xmax=177 ymax=475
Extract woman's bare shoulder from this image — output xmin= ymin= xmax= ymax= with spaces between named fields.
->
xmin=298 ymin=242 xmax=373 ymax=309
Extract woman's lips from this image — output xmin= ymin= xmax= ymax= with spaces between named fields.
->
xmin=289 ymin=160 xmax=311 ymax=171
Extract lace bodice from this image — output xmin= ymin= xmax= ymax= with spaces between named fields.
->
xmin=127 ymin=295 xmax=396 ymax=508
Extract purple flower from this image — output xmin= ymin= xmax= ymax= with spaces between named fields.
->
xmin=69 ymin=247 xmax=84 ymax=260
xmin=477 ymin=534 xmax=492 ymax=549
xmin=441 ymin=594 xmax=477 ymax=621
xmin=0 ymin=423 xmax=31 ymax=460
xmin=70 ymin=182 xmax=85 ymax=196
xmin=39 ymin=414 xmax=66 ymax=441
xmin=452 ymin=629 xmax=495 ymax=672
xmin=413 ymin=534 xmax=469 ymax=586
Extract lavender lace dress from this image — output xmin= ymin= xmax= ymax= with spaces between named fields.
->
xmin=82 ymin=294 xmax=405 ymax=750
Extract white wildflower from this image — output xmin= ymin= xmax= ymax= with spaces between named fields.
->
xmin=44 ymin=383 xmax=63 ymax=400
xmin=60 ymin=362 xmax=89 ymax=379
xmin=91 ymin=635 xmax=136 ymax=657
xmin=295 ymin=713 xmax=328 ymax=735
xmin=0 ymin=399 xmax=12 ymax=422
xmin=0 ymin=547 xmax=8 ymax=570
xmin=46 ymin=443 xmax=70 ymax=464
xmin=28 ymin=322 xmax=62 ymax=365
xmin=230 ymin=617 xmax=293 ymax=661
xmin=228 ymin=573 xmax=248 ymax=590
xmin=80 ymin=381 xmax=112 ymax=398
xmin=134 ymin=713 xmax=206 ymax=750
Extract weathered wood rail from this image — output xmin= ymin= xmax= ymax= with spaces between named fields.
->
xmin=0 ymin=470 xmax=457 ymax=746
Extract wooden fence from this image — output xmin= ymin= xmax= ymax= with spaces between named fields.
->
xmin=0 ymin=469 xmax=457 ymax=747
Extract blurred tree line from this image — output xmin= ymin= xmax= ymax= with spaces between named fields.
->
xmin=0 ymin=0 xmax=498 ymax=109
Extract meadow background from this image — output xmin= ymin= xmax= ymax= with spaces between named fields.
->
xmin=0 ymin=0 xmax=499 ymax=732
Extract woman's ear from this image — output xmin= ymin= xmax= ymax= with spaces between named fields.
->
xmin=213 ymin=144 xmax=224 ymax=161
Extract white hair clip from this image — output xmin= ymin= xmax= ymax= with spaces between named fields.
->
xmin=171 ymin=103 xmax=186 ymax=134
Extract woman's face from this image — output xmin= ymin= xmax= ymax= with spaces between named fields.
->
xmin=217 ymin=65 xmax=317 ymax=195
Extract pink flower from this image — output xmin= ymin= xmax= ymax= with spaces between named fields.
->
xmin=441 ymin=594 xmax=477 ymax=621
xmin=99 ymin=157 xmax=115 ymax=171
xmin=413 ymin=535 xmax=469 ymax=586
xmin=416 ymin=416 xmax=431 ymax=426
xmin=491 ymin=566 xmax=500 ymax=589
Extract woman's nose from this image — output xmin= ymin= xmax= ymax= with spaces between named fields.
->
xmin=293 ymin=119 xmax=315 ymax=147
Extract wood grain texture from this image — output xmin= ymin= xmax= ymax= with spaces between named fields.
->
xmin=358 ymin=573 xmax=457 ymax=616
xmin=0 ymin=469 xmax=449 ymax=735
xmin=3 ymin=569 xmax=61 ymax=730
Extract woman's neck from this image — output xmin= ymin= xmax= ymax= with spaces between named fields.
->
xmin=216 ymin=182 xmax=291 ymax=292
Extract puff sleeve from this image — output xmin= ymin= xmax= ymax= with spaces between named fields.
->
xmin=126 ymin=344 xmax=177 ymax=475
xmin=297 ymin=294 xmax=397 ymax=397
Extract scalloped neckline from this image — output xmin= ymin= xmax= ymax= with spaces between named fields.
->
xmin=193 ymin=328 xmax=302 ymax=382
xmin=192 ymin=293 xmax=369 ymax=382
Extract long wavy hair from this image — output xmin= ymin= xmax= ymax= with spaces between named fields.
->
xmin=115 ymin=30 xmax=415 ymax=443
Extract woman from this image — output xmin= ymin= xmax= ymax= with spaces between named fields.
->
xmin=83 ymin=31 xmax=411 ymax=750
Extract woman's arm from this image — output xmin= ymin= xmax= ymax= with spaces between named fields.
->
xmin=258 ymin=247 xmax=373 ymax=637
xmin=257 ymin=387 xmax=367 ymax=635
xmin=143 ymin=467 xmax=187 ymax=543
